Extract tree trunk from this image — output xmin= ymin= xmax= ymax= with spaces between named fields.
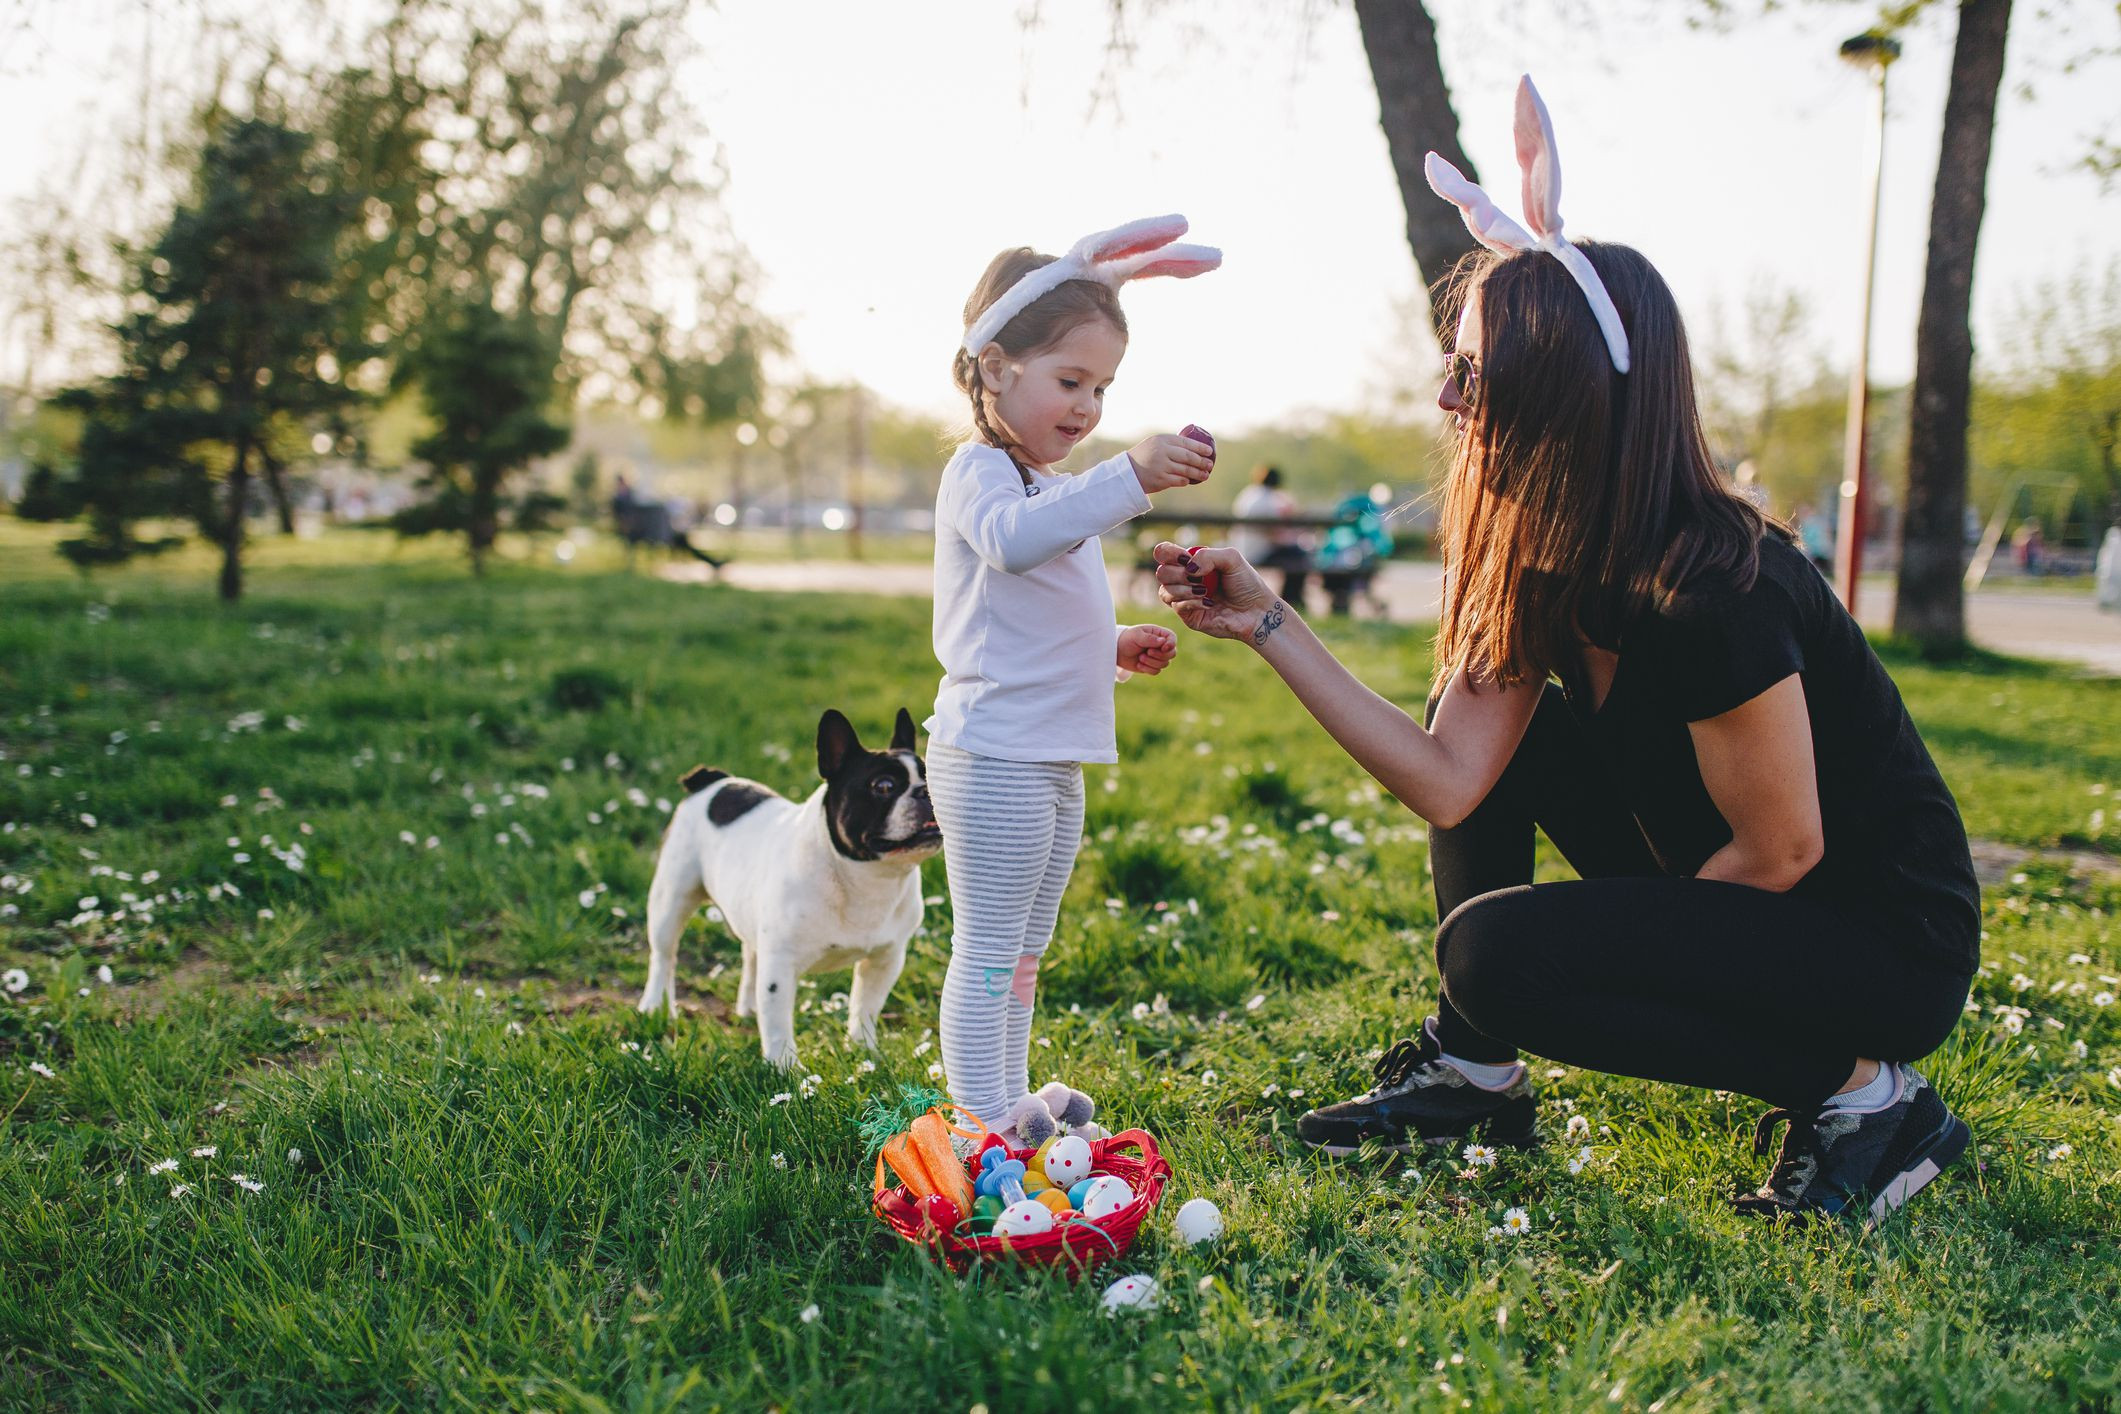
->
xmin=1892 ymin=0 xmax=2012 ymax=653
xmin=221 ymin=439 xmax=251 ymax=602
xmin=1349 ymin=0 xmax=1482 ymax=340
xmin=262 ymin=449 xmax=296 ymax=534
xmin=469 ymin=466 xmax=499 ymax=576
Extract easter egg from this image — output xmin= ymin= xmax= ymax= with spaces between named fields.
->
xmin=1035 ymin=1189 xmax=1072 ymax=1216
xmin=1173 ymin=1197 xmax=1224 ymax=1247
xmin=1042 ymin=1135 xmax=1093 ymax=1188
xmin=1185 ymin=546 xmax=1221 ymax=598
xmin=1079 ymin=1174 xmax=1135 ymax=1221
xmin=969 ymin=1193 xmax=1004 ymax=1235
xmin=1067 ymin=1178 xmax=1097 ymax=1210
xmin=995 ymin=1198 xmax=1055 ymax=1238
xmin=1100 ymin=1274 xmax=1162 ymax=1313
xmin=919 ymin=1193 xmax=964 ymax=1238
xmin=1022 ymin=1172 xmax=1052 ymax=1196
xmin=1028 ymin=1136 xmax=1056 ymax=1175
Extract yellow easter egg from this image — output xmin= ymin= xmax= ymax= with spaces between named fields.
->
xmin=1035 ymin=1189 xmax=1073 ymax=1216
xmin=1022 ymin=1172 xmax=1052 ymax=1197
xmin=1027 ymin=1136 xmax=1057 ymax=1180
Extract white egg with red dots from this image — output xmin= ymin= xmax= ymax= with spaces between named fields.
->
xmin=994 ymin=1198 xmax=1056 ymax=1238
xmin=1100 ymin=1273 xmax=1162 ymax=1313
xmin=1078 ymin=1174 xmax=1135 ymax=1221
xmin=1172 ymin=1197 xmax=1224 ymax=1246
xmin=1040 ymin=1135 xmax=1094 ymax=1187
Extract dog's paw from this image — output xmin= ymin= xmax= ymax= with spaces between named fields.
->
xmin=763 ymin=1043 xmax=802 ymax=1072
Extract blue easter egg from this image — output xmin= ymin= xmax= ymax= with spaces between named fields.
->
xmin=1068 ymin=1178 xmax=1096 ymax=1210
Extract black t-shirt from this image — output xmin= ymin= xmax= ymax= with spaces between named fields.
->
xmin=1565 ymin=535 xmax=1980 ymax=975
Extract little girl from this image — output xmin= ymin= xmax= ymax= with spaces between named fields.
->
xmin=926 ymin=216 xmax=1220 ymax=1143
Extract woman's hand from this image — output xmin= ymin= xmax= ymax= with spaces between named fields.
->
xmin=1129 ymin=434 xmax=1215 ymax=494
xmin=1151 ymin=542 xmax=1279 ymax=643
xmin=1117 ymin=624 xmax=1177 ymax=675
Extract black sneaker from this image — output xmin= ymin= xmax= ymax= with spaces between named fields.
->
xmin=1734 ymin=1063 xmax=1970 ymax=1230
xmin=1295 ymin=1017 xmax=1537 ymax=1155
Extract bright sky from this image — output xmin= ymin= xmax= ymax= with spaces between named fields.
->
xmin=7 ymin=0 xmax=2116 ymax=440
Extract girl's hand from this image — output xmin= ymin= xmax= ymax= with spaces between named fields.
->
xmin=1117 ymin=624 xmax=1178 ymax=675
xmin=1152 ymin=542 xmax=1278 ymax=643
xmin=1128 ymin=433 xmax=1215 ymax=494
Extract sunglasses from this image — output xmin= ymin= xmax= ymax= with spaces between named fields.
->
xmin=1443 ymin=351 xmax=1482 ymax=405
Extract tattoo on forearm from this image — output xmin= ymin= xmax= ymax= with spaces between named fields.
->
xmin=1252 ymin=600 xmax=1287 ymax=648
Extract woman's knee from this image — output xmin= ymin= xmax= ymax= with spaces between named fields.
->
xmin=1434 ymin=890 xmax=1543 ymax=1018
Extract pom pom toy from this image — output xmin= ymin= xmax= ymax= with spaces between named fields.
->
xmin=1079 ymin=1174 xmax=1135 ymax=1221
xmin=1173 ymin=1197 xmax=1224 ymax=1246
xmin=1037 ymin=1081 xmax=1097 ymax=1130
xmin=1041 ymin=1135 xmax=1094 ymax=1188
xmin=1010 ymin=1082 xmax=1096 ymax=1148
xmin=1100 ymin=1274 xmax=1162 ymax=1313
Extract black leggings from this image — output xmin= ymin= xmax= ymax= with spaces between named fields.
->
xmin=1425 ymin=684 xmax=1970 ymax=1109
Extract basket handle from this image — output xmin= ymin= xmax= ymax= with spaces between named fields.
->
xmin=1095 ymin=1128 xmax=1161 ymax=1166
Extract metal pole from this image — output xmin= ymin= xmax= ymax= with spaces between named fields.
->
xmin=1835 ymin=42 xmax=1895 ymax=612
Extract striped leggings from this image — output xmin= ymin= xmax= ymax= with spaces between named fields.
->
xmin=927 ymin=742 xmax=1086 ymax=1129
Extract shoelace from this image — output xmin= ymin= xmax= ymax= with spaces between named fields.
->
xmin=1371 ymin=1037 xmax=1432 ymax=1092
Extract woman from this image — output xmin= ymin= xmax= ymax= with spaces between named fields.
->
xmin=1156 ymin=157 xmax=1978 ymax=1226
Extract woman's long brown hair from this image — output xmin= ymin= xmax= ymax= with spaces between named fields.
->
xmin=1432 ymin=240 xmax=1774 ymax=688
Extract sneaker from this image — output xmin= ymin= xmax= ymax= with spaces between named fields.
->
xmin=1734 ymin=1063 xmax=1970 ymax=1230
xmin=1295 ymin=1017 xmax=1536 ymax=1156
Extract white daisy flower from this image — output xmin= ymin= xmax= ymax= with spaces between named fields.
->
xmin=288 ymin=1148 xmax=304 ymax=1165
xmin=96 ymin=964 xmax=113 ymax=984
xmin=771 ymin=1152 xmax=788 ymax=1170
xmin=2095 ymin=992 xmax=2116 ymax=1007
xmin=1565 ymin=1114 xmax=1591 ymax=1141
xmin=799 ymin=1303 xmax=820 ymax=1324
xmin=28 ymin=1061 xmax=54 ymax=1078
xmin=1500 ymin=1206 xmax=1531 ymax=1235
xmin=231 ymin=1174 xmax=264 ymax=1193
xmin=169 ymin=1183 xmax=193 ymax=1198
xmin=578 ymin=890 xmax=598 ymax=908
xmin=769 ymin=1092 xmax=792 ymax=1106
xmin=149 ymin=1158 xmax=178 ymax=1174
xmin=1246 ymin=994 xmax=1266 ymax=1012
xmin=1462 ymin=1143 xmax=1497 ymax=1169
xmin=3 ymin=968 xmax=28 ymax=993
xmin=191 ymin=1145 xmax=217 ymax=1158
xmin=926 ymin=1063 xmax=944 ymax=1080
xmin=2048 ymin=1143 xmax=2073 ymax=1161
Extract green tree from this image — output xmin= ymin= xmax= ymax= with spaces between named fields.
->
xmin=396 ymin=299 xmax=571 ymax=573
xmin=1974 ymin=260 xmax=2121 ymax=536
xmin=54 ymin=117 xmax=367 ymax=598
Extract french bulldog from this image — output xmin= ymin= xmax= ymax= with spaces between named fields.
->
xmin=640 ymin=708 xmax=941 ymax=1069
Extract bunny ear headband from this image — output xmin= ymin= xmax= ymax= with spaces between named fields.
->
xmin=962 ymin=214 xmax=1222 ymax=357
xmin=1423 ymin=76 xmax=1630 ymax=374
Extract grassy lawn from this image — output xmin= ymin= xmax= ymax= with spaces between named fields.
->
xmin=2 ymin=521 xmax=2118 ymax=1411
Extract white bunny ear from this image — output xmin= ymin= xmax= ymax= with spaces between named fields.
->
xmin=1423 ymin=152 xmax=1534 ymax=254
xmin=1078 ymin=214 xmax=1191 ymax=265
xmin=1513 ymin=75 xmax=1564 ymax=244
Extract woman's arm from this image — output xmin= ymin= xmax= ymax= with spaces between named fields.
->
xmin=1153 ymin=543 xmax=1537 ymax=827
xmin=1688 ymin=674 xmax=1825 ymax=892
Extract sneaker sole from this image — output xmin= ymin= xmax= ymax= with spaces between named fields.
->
xmin=1863 ymin=1113 xmax=1971 ymax=1232
xmin=1303 ymin=1120 xmax=1540 ymax=1159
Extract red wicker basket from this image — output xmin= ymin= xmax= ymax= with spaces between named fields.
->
xmin=872 ymin=1128 xmax=1171 ymax=1278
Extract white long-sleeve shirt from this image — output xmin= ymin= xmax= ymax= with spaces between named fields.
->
xmin=926 ymin=443 xmax=1151 ymax=764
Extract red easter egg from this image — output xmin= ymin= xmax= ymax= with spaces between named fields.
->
xmin=919 ymin=1193 xmax=964 ymax=1240
xmin=1186 ymin=546 xmax=1221 ymax=598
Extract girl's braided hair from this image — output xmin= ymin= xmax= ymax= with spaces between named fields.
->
xmin=952 ymin=247 xmax=1128 ymax=473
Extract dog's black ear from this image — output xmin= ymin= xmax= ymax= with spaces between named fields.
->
xmin=816 ymin=709 xmax=861 ymax=779
xmin=891 ymin=708 xmax=917 ymax=754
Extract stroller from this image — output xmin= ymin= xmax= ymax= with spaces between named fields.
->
xmin=1313 ymin=494 xmax=1394 ymax=617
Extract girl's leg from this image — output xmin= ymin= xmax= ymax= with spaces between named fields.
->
xmin=1434 ymin=876 xmax=1969 ymax=1108
xmin=1425 ymin=683 xmax=1661 ymax=1062
xmin=1005 ymin=762 xmax=1085 ymax=1104
xmin=928 ymin=744 xmax=1060 ymax=1128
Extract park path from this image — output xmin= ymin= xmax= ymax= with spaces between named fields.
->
xmin=661 ymin=558 xmax=2121 ymax=676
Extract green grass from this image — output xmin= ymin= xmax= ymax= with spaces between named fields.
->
xmin=3 ymin=522 xmax=2119 ymax=1411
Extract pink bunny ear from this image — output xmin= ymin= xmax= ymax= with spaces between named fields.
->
xmin=1423 ymin=152 xmax=1534 ymax=253
xmin=1083 ymin=214 xmax=1190 ymax=264
xmin=1115 ymin=247 xmax=1223 ymax=282
xmin=1513 ymin=75 xmax=1564 ymax=243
